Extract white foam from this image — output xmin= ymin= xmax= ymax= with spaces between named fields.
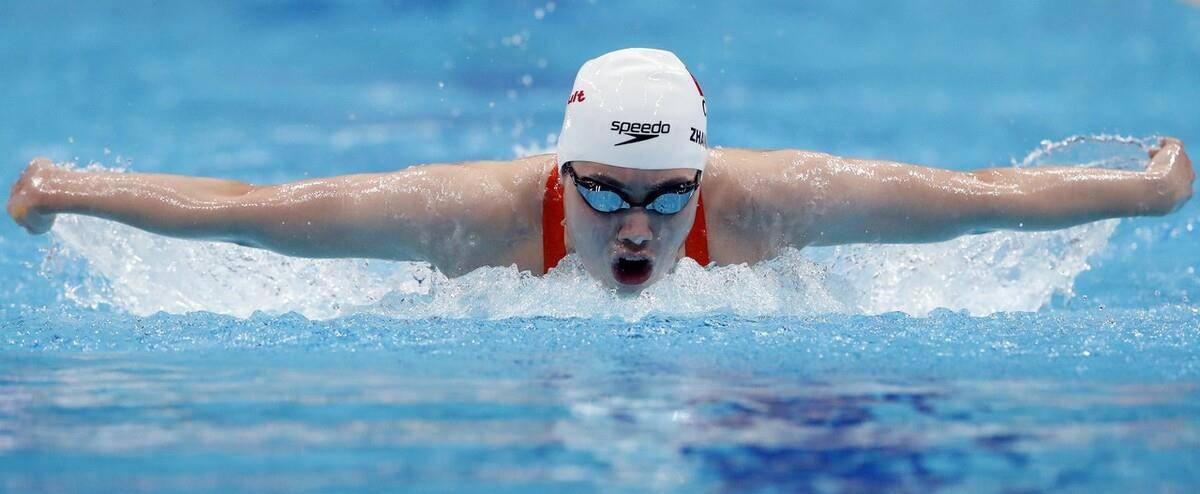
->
xmin=43 ymin=135 xmax=1149 ymax=319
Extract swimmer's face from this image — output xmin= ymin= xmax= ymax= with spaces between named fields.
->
xmin=561 ymin=161 xmax=701 ymax=292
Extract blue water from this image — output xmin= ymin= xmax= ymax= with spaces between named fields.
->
xmin=3 ymin=1 xmax=1200 ymax=492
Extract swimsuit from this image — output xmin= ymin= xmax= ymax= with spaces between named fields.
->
xmin=541 ymin=166 xmax=709 ymax=274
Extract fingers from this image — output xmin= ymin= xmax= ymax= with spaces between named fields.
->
xmin=6 ymin=171 xmax=30 ymax=225
xmin=8 ymin=173 xmax=21 ymax=198
xmin=8 ymin=169 xmax=28 ymax=212
xmin=7 ymin=157 xmax=57 ymax=234
xmin=5 ymin=187 xmax=35 ymax=233
xmin=1148 ymin=137 xmax=1185 ymax=160
xmin=12 ymin=157 xmax=50 ymax=195
xmin=7 ymin=200 xmax=27 ymax=224
xmin=1159 ymin=137 xmax=1184 ymax=153
xmin=25 ymin=157 xmax=54 ymax=178
xmin=1149 ymin=137 xmax=1186 ymax=165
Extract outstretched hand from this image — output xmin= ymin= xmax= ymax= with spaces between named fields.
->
xmin=1146 ymin=137 xmax=1194 ymax=215
xmin=6 ymin=157 xmax=58 ymax=235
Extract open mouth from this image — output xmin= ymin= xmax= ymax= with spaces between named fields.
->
xmin=612 ymin=257 xmax=654 ymax=286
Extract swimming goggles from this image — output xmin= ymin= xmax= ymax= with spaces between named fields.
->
xmin=562 ymin=163 xmax=701 ymax=215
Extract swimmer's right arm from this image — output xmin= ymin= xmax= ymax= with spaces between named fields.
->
xmin=7 ymin=156 xmax=548 ymax=275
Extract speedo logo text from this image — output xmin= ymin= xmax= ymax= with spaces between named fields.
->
xmin=611 ymin=120 xmax=671 ymax=146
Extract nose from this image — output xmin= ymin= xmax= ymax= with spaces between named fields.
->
xmin=616 ymin=210 xmax=653 ymax=249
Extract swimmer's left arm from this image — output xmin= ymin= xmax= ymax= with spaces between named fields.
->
xmin=744 ymin=138 xmax=1193 ymax=248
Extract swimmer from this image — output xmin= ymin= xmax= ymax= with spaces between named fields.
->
xmin=6 ymin=48 xmax=1194 ymax=291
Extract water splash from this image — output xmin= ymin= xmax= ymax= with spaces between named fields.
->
xmin=803 ymin=221 xmax=1116 ymax=315
xmin=42 ymin=135 xmax=1149 ymax=319
xmin=43 ymin=221 xmax=426 ymax=319
xmin=1015 ymin=134 xmax=1157 ymax=170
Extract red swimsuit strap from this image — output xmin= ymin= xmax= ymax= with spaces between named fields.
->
xmin=685 ymin=190 xmax=711 ymax=266
xmin=541 ymin=166 xmax=710 ymax=274
xmin=542 ymin=166 xmax=567 ymax=274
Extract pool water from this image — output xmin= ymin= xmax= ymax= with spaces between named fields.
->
xmin=3 ymin=1 xmax=1200 ymax=492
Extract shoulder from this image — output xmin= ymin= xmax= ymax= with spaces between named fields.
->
xmin=430 ymin=153 xmax=554 ymax=219
xmin=388 ymin=154 xmax=556 ymax=274
xmin=402 ymin=153 xmax=554 ymax=190
xmin=701 ymin=148 xmax=835 ymax=263
xmin=704 ymin=147 xmax=834 ymax=181
xmin=701 ymin=147 xmax=834 ymax=210
xmin=384 ymin=155 xmax=554 ymax=217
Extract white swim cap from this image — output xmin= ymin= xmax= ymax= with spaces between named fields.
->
xmin=557 ymin=48 xmax=708 ymax=172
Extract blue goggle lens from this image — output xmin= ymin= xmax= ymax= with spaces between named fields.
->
xmin=644 ymin=190 xmax=692 ymax=214
xmin=575 ymin=186 xmax=627 ymax=213
xmin=574 ymin=183 xmax=695 ymax=215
